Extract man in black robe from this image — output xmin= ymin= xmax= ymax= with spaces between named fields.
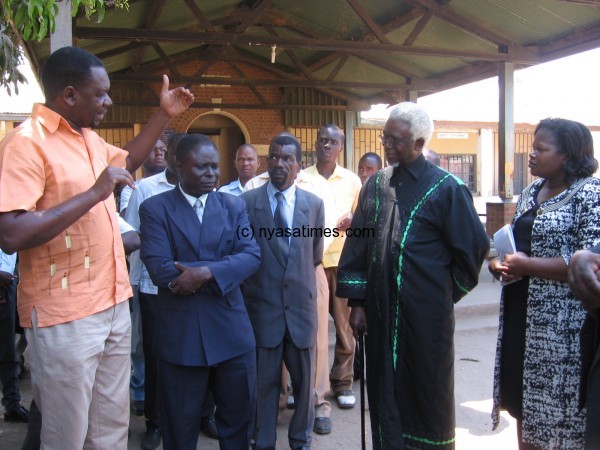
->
xmin=337 ymin=102 xmax=489 ymax=450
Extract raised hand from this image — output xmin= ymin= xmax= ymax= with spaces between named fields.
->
xmin=159 ymin=75 xmax=194 ymax=118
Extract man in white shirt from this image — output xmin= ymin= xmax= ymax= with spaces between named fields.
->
xmin=120 ymin=139 xmax=168 ymax=217
xmin=218 ymin=144 xmax=259 ymax=196
xmin=124 ymin=133 xmax=185 ymax=450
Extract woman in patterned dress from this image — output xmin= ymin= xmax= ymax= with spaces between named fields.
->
xmin=488 ymin=118 xmax=600 ymax=449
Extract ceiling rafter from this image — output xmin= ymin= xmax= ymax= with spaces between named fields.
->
xmin=326 ymin=54 xmax=349 ymax=82
xmin=108 ymin=100 xmax=352 ymax=111
xmin=403 ymin=9 xmax=433 ymax=46
xmin=407 ymin=0 xmax=537 ymax=57
xmin=151 ymin=43 xmax=181 ymax=78
xmin=191 ymin=0 xmax=274 ymax=78
xmin=129 ymin=0 xmax=167 ymax=71
xmin=263 ymin=25 xmax=314 ymax=79
xmin=182 ymin=0 xmax=215 ymax=31
xmin=96 ymin=42 xmax=148 ymax=60
xmin=226 ymin=60 xmax=269 ymax=105
xmin=109 ymin=73 xmax=427 ymax=91
xmin=298 ymin=6 xmax=443 ymax=87
xmin=228 ymin=47 xmax=360 ymax=102
xmin=235 ymin=0 xmax=274 ymax=33
xmin=74 ymin=27 xmax=539 ymax=63
xmin=345 ymin=0 xmax=391 ymax=44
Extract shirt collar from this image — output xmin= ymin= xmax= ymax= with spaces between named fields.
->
xmin=267 ymin=181 xmax=296 ymax=205
xmin=305 ymin=163 xmax=343 ymax=180
xmin=393 ymin=154 xmax=427 ymax=180
xmin=32 ymin=103 xmax=78 ymax=135
xmin=178 ymin=184 xmax=209 ymax=208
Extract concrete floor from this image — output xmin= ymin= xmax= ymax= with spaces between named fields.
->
xmin=0 ymin=266 xmax=518 ymax=450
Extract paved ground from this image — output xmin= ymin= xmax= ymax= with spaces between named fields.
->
xmin=0 ymin=265 xmax=518 ymax=450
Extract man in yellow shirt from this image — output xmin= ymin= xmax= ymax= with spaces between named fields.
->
xmin=0 ymin=46 xmax=193 ymax=449
xmin=303 ymin=124 xmax=362 ymax=434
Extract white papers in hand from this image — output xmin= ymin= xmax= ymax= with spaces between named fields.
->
xmin=493 ymin=224 xmax=516 ymax=261
xmin=493 ymin=224 xmax=518 ymax=286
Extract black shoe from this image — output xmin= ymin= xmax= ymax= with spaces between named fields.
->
xmin=142 ymin=427 xmax=161 ymax=450
xmin=200 ymin=417 xmax=219 ymax=439
xmin=130 ymin=399 xmax=145 ymax=416
xmin=313 ymin=416 xmax=331 ymax=435
xmin=4 ymin=404 xmax=29 ymax=423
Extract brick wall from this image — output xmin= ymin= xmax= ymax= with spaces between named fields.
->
xmin=486 ymin=201 xmax=517 ymax=237
xmin=145 ymin=61 xmax=287 ymax=147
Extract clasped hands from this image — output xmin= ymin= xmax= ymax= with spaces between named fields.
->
xmin=168 ymin=262 xmax=214 ymax=296
xmin=488 ymin=252 xmax=529 ymax=283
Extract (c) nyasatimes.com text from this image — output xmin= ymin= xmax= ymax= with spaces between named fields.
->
xmin=236 ymin=225 xmax=375 ymax=240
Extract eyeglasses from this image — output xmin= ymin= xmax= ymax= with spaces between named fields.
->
xmin=379 ymin=134 xmax=413 ymax=147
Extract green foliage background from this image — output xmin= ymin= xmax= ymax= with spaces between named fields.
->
xmin=0 ymin=0 xmax=128 ymax=95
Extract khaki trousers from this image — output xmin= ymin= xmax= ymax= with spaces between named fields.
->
xmin=326 ymin=267 xmax=355 ymax=393
xmin=314 ymin=264 xmax=331 ymax=418
xmin=26 ymin=301 xmax=131 ymax=450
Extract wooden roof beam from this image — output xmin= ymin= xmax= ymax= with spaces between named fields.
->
xmin=326 ymin=55 xmax=349 ymax=81
xmin=403 ymin=10 xmax=433 ymax=46
xmin=111 ymin=100 xmax=351 ymax=111
xmin=263 ymin=25 xmax=315 ymax=79
xmin=151 ymin=43 xmax=182 ymax=78
xmin=226 ymin=61 xmax=269 ymax=105
xmin=408 ymin=0 xmax=539 ymax=62
xmin=346 ymin=0 xmax=391 ymax=44
xmin=236 ymin=0 xmax=273 ymax=33
xmin=96 ymin=42 xmax=148 ymax=60
xmin=109 ymin=73 xmax=430 ymax=91
xmin=75 ymin=27 xmax=539 ymax=63
xmin=182 ymin=0 xmax=215 ymax=32
xmin=190 ymin=0 xmax=274 ymax=77
xmin=129 ymin=0 xmax=167 ymax=71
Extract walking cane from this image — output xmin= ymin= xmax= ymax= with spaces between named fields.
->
xmin=357 ymin=323 xmax=367 ymax=450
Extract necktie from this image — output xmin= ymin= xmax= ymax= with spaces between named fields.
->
xmin=193 ymin=198 xmax=203 ymax=224
xmin=274 ymin=192 xmax=289 ymax=259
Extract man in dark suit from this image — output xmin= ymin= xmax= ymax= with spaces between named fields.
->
xmin=139 ymin=133 xmax=260 ymax=450
xmin=242 ymin=134 xmax=325 ymax=450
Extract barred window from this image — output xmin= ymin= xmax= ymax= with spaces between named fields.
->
xmin=439 ymin=154 xmax=476 ymax=192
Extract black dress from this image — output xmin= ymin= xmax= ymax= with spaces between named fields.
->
xmin=499 ymin=201 xmax=539 ymax=419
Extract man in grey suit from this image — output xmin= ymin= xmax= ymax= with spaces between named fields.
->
xmin=242 ymin=134 xmax=325 ymax=450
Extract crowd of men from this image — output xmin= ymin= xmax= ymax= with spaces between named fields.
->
xmin=1 ymin=45 xmax=599 ymax=450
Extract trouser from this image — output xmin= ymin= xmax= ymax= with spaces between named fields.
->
xmin=26 ymin=301 xmax=131 ymax=450
xmin=139 ymin=292 xmax=160 ymax=430
xmin=159 ymin=350 xmax=256 ymax=450
xmin=130 ymin=286 xmax=145 ymax=402
xmin=280 ymin=266 xmax=331 ymax=418
xmin=0 ymin=278 xmax=21 ymax=410
xmin=326 ymin=267 xmax=355 ymax=393
xmin=254 ymin=334 xmax=315 ymax=450
xmin=314 ymin=264 xmax=332 ymax=417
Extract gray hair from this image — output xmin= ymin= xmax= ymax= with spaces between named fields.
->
xmin=388 ymin=102 xmax=434 ymax=147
